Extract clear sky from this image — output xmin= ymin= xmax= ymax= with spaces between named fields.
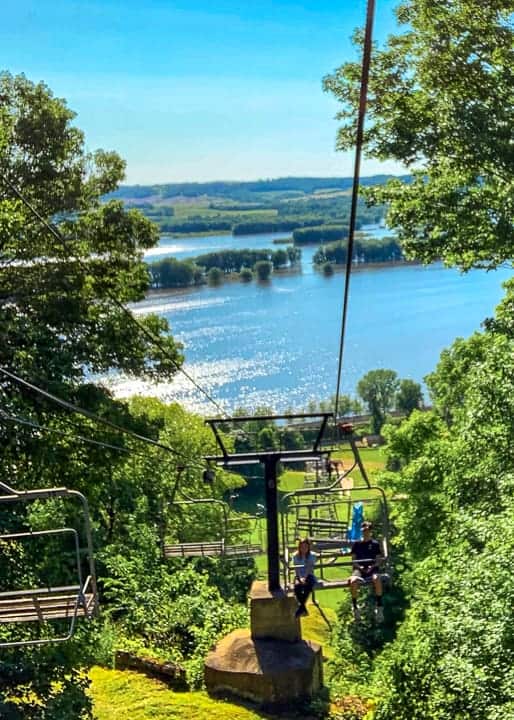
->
xmin=2 ymin=0 xmax=404 ymax=184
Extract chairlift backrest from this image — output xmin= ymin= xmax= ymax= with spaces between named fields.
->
xmin=0 ymin=480 xmax=98 ymax=648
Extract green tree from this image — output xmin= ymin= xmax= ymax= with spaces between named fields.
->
xmin=324 ymin=0 xmax=514 ymax=270
xmin=357 ymin=369 xmax=399 ymax=433
xmin=239 ymin=267 xmax=253 ymax=282
xmin=286 ymin=245 xmax=301 ymax=265
xmin=0 ymin=72 xmax=183 ymax=386
xmin=0 ymin=72 xmax=184 ymax=718
xmin=207 ymin=266 xmax=223 ymax=286
xmin=396 ymin=378 xmax=423 ymax=415
xmin=271 ymin=248 xmax=288 ymax=269
xmin=254 ymin=260 xmax=272 ymax=281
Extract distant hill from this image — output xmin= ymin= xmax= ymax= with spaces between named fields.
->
xmin=108 ymin=175 xmax=410 ymax=204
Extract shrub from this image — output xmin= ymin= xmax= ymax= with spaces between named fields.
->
xmin=239 ymin=267 xmax=253 ymax=282
xmin=254 ymin=260 xmax=272 ymax=281
xmin=207 ymin=267 xmax=223 ymax=286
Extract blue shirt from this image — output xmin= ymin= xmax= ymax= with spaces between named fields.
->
xmin=292 ymin=551 xmax=317 ymax=580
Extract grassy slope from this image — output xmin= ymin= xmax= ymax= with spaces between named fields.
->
xmin=89 ymin=668 xmax=270 ymax=720
xmin=89 ymin=608 xmax=335 ymax=720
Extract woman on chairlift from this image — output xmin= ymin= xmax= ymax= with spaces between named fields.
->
xmin=292 ymin=537 xmax=317 ymax=618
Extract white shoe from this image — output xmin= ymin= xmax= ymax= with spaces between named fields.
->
xmin=375 ymin=606 xmax=384 ymax=623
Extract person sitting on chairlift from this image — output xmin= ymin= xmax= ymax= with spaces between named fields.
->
xmin=349 ymin=521 xmax=384 ymax=623
xmin=292 ymin=537 xmax=317 ymax=619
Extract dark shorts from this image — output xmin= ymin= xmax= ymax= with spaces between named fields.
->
xmin=351 ymin=566 xmax=379 ymax=584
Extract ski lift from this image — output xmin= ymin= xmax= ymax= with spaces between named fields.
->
xmin=279 ymin=426 xmax=392 ymax=622
xmin=0 ymin=480 xmax=98 ymax=648
xmin=280 ymin=484 xmax=391 ymax=627
xmin=163 ymin=497 xmax=263 ymax=559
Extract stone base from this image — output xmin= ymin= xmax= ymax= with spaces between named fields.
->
xmin=249 ymin=580 xmax=300 ymax=643
xmin=204 ymin=629 xmax=323 ymax=706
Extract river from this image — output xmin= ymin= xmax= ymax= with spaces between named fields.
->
xmin=106 ymin=230 xmax=512 ymax=415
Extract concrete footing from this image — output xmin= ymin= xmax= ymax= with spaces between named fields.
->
xmin=204 ymin=581 xmax=323 ymax=705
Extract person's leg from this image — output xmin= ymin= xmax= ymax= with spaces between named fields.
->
xmin=372 ymin=573 xmax=384 ymax=621
xmin=294 ymin=582 xmax=305 ymax=603
xmin=372 ymin=573 xmax=383 ymax=603
xmin=294 ymin=581 xmax=308 ymax=617
xmin=301 ymin=575 xmax=315 ymax=610
xmin=349 ymin=576 xmax=361 ymax=620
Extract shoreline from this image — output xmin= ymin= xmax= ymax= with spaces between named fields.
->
xmin=144 ymin=259 xmax=421 ymax=298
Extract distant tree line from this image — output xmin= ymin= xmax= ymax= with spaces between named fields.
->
xmin=108 ymin=174 xmax=410 ymax=202
xmin=232 ymin=218 xmax=320 ymax=235
xmin=313 ymin=236 xmax=403 ymax=265
xmin=147 ymin=246 xmax=302 ymax=289
xmin=293 ymin=225 xmax=347 ymax=244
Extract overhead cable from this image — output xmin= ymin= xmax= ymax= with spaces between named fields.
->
xmin=0 ymin=366 xmax=205 ymax=471
xmin=334 ymin=0 xmax=376 ymax=420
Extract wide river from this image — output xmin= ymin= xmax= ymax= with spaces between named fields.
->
xmin=108 ymin=229 xmax=512 ymax=415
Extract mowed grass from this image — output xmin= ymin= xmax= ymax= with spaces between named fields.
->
xmin=89 ymin=598 xmax=335 ymax=720
xmin=89 ymin=667 xmax=274 ymax=720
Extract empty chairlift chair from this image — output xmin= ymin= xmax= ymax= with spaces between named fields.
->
xmin=163 ymin=498 xmax=263 ymax=560
xmin=0 ymin=480 xmax=98 ymax=648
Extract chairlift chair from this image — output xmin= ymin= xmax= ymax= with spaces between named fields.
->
xmin=280 ymin=485 xmax=392 ymax=595
xmin=0 ymin=480 xmax=98 ymax=648
xmin=163 ymin=497 xmax=262 ymax=560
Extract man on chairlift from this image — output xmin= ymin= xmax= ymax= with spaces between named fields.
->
xmin=349 ymin=520 xmax=384 ymax=623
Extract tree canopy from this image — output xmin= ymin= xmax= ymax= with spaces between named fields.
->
xmin=324 ymin=0 xmax=514 ymax=270
xmin=0 ymin=72 xmax=183 ymax=390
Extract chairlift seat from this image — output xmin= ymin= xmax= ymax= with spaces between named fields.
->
xmin=0 ymin=579 xmax=95 ymax=624
xmin=164 ymin=541 xmax=262 ymax=559
xmin=295 ymin=517 xmax=348 ymax=538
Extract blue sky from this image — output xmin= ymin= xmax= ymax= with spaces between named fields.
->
xmin=3 ymin=0 xmax=404 ymax=184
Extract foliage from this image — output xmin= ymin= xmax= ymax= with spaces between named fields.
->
xmin=357 ymin=370 xmax=399 ymax=433
xmin=324 ymin=0 xmax=514 ymax=270
xmin=293 ymin=225 xmax=346 ymax=245
xmin=105 ymin=562 xmax=249 ymax=689
xmin=239 ymin=267 xmax=253 ymax=282
xmin=254 ymin=260 xmax=272 ymax=281
xmin=148 ymin=257 xmax=202 ymax=289
xmin=0 ymin=72 xmax=183 ymax=386
xmin=395 ymin=379 xmax=423 ymax=415
xmin=313 ymin=236 xmax=403 ymax=266
xmin=207 ymin=266 xmax=223 ymax=286
xmin=368 ymin=306 xmax=514 ymax=716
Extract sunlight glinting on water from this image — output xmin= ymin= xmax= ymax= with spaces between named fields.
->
xmin=129 ymin=295 xmax=229 ymax=316
xmin=116 ymin=230 xmax=512 ymax=416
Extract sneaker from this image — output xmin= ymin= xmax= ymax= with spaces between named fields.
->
xmin=375 ymin=606 xmax=384 ymax=623
xmin=352 ymin=606 xmax=361 ymax=622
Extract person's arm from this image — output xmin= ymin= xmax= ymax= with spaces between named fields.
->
xmin=292 ymin=554 xmax=304 ymax=581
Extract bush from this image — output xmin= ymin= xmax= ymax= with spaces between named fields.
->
xmin=207 ymin=267 xmax=223 ymax=286
xmin=254 ymin=260 xmax=272 ymax=281
xmin=239 ymin=267 xmax=253 ymax=282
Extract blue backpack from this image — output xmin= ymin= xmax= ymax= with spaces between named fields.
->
xmin=348 ymin=502 xmax=364 ymax=542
